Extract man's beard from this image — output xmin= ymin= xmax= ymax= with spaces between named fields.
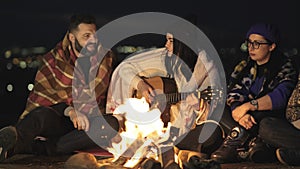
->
xmin=75 ymin=38 xmax=98 ymax=57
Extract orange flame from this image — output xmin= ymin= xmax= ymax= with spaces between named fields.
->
xmin=107 ymin=97 xmax=171 ymax=167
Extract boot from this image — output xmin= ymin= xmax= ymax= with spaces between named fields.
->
xmin=0 ymin=126 xmax=17 ymax=162
xmin=248 ymin=136 xmax=276 ymax=163
xmin=210 ymin=126 xmax=250 ymax=163
xmin=276 ymin=148 xmax=300 ymax=166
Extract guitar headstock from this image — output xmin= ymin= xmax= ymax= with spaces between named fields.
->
xmin=196 ymin=86 xmax=223 ymax=102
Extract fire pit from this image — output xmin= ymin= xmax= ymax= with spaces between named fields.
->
xmin=66 ymin=98 xmax=221 ymax=169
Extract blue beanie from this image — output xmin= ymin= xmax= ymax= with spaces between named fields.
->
xmin=246 ymin=23 xmax=280 ymax=44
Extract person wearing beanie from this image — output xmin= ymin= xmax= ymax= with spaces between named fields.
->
xmin=210 ymin=23 xmax=299 ymax=164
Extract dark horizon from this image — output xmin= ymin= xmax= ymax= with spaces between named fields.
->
xmin=1 ymin=0 xmax=299 ymax=50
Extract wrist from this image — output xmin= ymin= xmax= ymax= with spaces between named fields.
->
xmin=64 ymin=106 xmax=74 ymax=116
xmin=250 ymin=99 xmax=258 ymax=111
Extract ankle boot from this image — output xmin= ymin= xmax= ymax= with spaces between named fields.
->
xmin=248 ymin=136 xmax=276 ymax=163
xmin=210 ymin=126 xmax=250 ymax=163
xmin=276 ymin=148 xmax=300 ymax=166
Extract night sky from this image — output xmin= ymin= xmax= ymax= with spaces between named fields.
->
xmin=1 ymin=0 xmax=299 ymax=49
xmin=0 ymin=0 xmax=299 ymax=127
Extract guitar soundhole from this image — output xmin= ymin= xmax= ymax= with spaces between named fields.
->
xmin=161 ymin=77 xmax=177 ymax=94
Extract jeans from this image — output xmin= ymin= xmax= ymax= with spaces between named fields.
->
xmin=176 ymin=121 xmax=224 ymax=155
xmin=14 ymin=103 xmax=119 ymax=155
xmin=259 ymin=117 xmax=300 ymax=149
xmin=219 ymin=105 xmax=285 ymax=137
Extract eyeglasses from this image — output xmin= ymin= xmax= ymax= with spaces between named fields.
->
xmin=245 ymin=39 xmax=271 ymax=49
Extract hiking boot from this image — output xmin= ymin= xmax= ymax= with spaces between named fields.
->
xmin=210 ymin=126 xmax=249 ymax=163
xmin=0 ymin=126 xmax=17 ymax=162
xmin=248 ymin=136 xmax=276 ymax=163
xmin=276 ymin=148 xmax=300 ymax=166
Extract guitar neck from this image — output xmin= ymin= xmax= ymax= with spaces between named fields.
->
xmin=133 ymin=76 xmax=220 ymax=104
xmin=162 ymin=87 xmax=218 ymax=104
xmin=165 ymin=92 xmax=194 ymax=104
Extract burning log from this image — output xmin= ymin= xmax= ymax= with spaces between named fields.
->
xmin=177 ymin=149 xmax=220 ymax=169
xmin=112 ymin=133 xmax=145 ymax=166
xmin=110 ymin=131 xmax=181 ymax=168
xmin=99 ymin=164 xmax=129 ymax=169
xmin=159 ymin=146 xmax=175 ymax=168
xmin=139 ymin=158 xmax=162 ymax=169
xmin=108 ymin=98 xmax=184 ymax=168
xmin=177 ymin=149 xmax=208 ymax=168
xmin=97 ymin=157 xmax=130 ymax=169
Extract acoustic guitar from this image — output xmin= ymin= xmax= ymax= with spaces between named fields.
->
xmin=132 ymin=76 xmax=223 ymax=126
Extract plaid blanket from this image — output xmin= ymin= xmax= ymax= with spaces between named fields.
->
xmin=20 ymin=32 xmax=114 ymax=119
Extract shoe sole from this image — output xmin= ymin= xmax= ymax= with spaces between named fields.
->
xmin=276 ymin=149 xmax=288 ymax=165
xmin=0 ymin=126 xmax=17 ymax=162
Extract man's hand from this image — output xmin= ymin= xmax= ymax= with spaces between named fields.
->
xmin=238 ymin=114 xmax=256 ymax=130
xmin=69 ymin=109 xmax=90 ymax=131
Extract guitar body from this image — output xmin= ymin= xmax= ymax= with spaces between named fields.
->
xmin=133 ymin=76 xmax=178 ymax=127
xmin=133 ymin=76 xmax=177 ymax=98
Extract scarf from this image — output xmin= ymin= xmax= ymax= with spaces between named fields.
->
xmin=227 ymin=50 xmax=297 ymax=106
